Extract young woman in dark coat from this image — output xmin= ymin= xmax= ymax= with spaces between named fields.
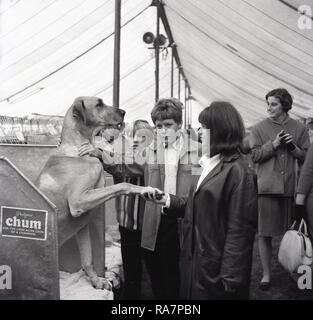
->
xmin=296 ymin=142 xmax=313 ymax=238
xmin=141 ymin=101 xmax=258 ymax=300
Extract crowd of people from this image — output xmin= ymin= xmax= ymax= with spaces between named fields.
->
xmin=79 ymin=88 xmax=312 ymax=300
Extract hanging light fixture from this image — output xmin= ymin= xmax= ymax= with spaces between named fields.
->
xmin=142 ymin=32 xmax=155 ymax=44
xmin=142 ymin=32 xmax=168 ymax=48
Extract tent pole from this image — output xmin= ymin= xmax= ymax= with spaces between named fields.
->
xmin=186 ymin=92 xmax=189 ymax=129
xmin=158 ymin=3 xmax=193 ymax=99
xmin=188 ymin=91 xmax=193 ymax=129
xmin=113 ymin=0 xmax=121 ymax=108
xmin=155 ymin=6 xmax=160 ymax=102
xmin=178 ymin=69 xmax=181 ymax=100
xmin=171 ymin=46 xmax=174 ymax=97
xmin=184 ymin=81 xmax=187 ymax=129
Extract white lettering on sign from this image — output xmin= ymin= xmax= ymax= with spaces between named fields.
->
xmin=5 ymin=216 xmax=41 ymax=230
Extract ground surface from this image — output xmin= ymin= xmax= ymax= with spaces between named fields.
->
xmin=140 ymin=236 xmax=313 ymax=300
xmin=249 ymin=237 xmax=313 ymax=300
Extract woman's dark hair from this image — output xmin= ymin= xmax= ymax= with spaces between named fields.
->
xmin=151 ymin=98 xmax=183 ymax=124
xmin=198 ymin=101 xmax=245 ymax=156
xmin=265 ymin=88 xmax=293 ymax=112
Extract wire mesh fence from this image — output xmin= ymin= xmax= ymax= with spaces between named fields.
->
xmin=0 ymin=115 xmax=63 ymax=145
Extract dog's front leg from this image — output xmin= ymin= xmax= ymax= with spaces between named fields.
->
xmin=68 ymin=169 xmax=145 ymax=217
xmin=76 ymin=225 xmax=111 ymax=290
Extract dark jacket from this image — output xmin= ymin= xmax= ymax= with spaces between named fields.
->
xmin=297 ymin=143 xmax=313 ymax=223
xmin=297 ymin=142 xmax=313 ymax=197
xmin=250 ymin=117 xmax=309 ymax=196
xmin=98 ymin=136 xmax=146 ymax=231
xmin=165 ymin=152 xmax=258 ymax=300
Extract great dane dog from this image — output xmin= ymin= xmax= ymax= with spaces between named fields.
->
xmin=35 ymin=97 xmax=142 ymax=289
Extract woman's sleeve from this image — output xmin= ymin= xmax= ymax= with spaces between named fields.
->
xmin=250 ymin=126 xmax=277 ymax=164
xmin=220 ymin=170 xmax=258 ymax=288
xmin=290 ymin=126 xmax=310 ymax=163
xmin=100 ymin=149 xmax=144 ymax=179
xmin=297 ymin=143 xmax=313 ymax=196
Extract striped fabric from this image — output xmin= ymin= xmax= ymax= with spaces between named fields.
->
xmin=115 ymin=175 xmax=145 ymax=231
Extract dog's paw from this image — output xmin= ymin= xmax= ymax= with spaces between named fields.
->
xmin=91 ymin=277 xmax=112 ymax=291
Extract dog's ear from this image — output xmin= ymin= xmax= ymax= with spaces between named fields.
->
xmin=118 ymin=109 xmax=126 ymax=119
xmin=72 ymin=98 xmax=86 ymax=124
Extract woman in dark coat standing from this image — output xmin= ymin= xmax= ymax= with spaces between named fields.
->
xmin=142 ymin=102 xmax=258 ymax=300
xmin=250 ymin=88 xmax=310 ymax=290
xmin=296 ymin=143 xmax=313 ymax=238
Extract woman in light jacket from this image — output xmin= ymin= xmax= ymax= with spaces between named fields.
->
xmin=250 ymin=88 xmax=310 ymax=290
xmin=141 ymin=101 xmax=258 ymax=300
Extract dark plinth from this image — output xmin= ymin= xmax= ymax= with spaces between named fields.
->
xmin=0 ymin=157 xmax=59 ymax=300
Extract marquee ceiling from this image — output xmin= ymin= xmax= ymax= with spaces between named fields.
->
xmin=0 ymin=0 xmax=312 ymax=128
xmin=164 ymin=0 xmax=313 ymax=127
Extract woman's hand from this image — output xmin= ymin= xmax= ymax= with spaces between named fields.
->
xmin=280 ymin=133 xmax=296 ymax=151
xmin=78 ymin=142 xmax=102 ymax=158
xmin=222 ymin=279 xmax=236 ymax=294
xmin=141 ymin=186 xmax=167 ymax=205
xmin=280 ymin=133 xmax=293 ymax=145
xmin=272 ymin=130 xmax=285 ymax=150
xmin=296 ymin=193 xmax=306 ymax=205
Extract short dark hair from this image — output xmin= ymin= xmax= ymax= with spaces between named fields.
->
xmin=265 ymin=88 xmax=293 ymax=112
xmin=198 ymin=101 xmax=245 ymax=156
xmin=151 ymin=98 xmax=183 ymax=124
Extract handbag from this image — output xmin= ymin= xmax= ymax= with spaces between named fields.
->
xmin=278 ymin=219 xmax=313 ymax=273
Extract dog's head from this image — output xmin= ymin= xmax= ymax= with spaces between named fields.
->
xmin=72 ymin=96 xmax=125 ymax=130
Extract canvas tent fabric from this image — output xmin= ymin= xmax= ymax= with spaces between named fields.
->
xmin=0 ymin=0 xmax=201 ymax=127
xmin=163 ymin=0 xmax=313 ymax=127
xmin=0 ymin=0 xmax=312 ymax=128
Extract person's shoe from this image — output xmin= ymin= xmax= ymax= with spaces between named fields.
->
xmin=259 ymin=281 xmax=271 ymax=291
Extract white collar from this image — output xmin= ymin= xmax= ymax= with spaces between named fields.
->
xmin=199 ymin=153 xmax=220 ymax=169
xmin=164 ymin=131 xmax=183 ymax=151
